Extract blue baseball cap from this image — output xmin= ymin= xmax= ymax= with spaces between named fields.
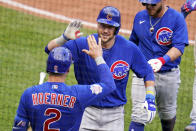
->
xmin=139 ymin=0 xmax=161 ymax=4
xmin=47 ymin=47 xmax=72 ymax=74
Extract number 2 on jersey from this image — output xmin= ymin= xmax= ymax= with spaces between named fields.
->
xmin=44 ymin=108 xmax=61 ymax=131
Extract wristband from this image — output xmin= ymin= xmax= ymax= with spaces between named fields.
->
xmin=45 ymin=45 xmax=50 ymax=54
xmin=146 ymin=86 xmax=156 ymax=96
xmin=158 ymin=54 xmax=171 ymax=65
xmin=55 ymin=34 xmax=69 ymax=46
xmin=146 ymin=86 xmax=155 ymax=100
xmin=95 ymin=56 xmax=105 ymax=65
xmin=181 ymin=11 xmax=189 ymax=18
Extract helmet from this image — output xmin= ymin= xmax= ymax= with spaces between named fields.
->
xmin=97 ymin=6 xmax=121 ymax=34
xmin=139 ymin=0 xmax=161 ymax=4
xmin=46 ymin=47 xmax=72 ymax=74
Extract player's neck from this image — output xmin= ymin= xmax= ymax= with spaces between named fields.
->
xmin=154 ymin=6 xmax=168 ymax=18
xmin=48 ymin=73 xmax=67 ymax=82
xmin=101 ymin=36 xmax=115 ymax=49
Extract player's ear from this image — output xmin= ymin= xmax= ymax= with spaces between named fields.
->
xmin=114 ymin=27 xmax=118 ymax=35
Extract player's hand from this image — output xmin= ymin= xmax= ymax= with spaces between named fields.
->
xmin=82 ymin=35 xmax=102 ymax=59
xmin=148 ymin=58 xmax=163 ymax=72
xmin=181 ymin=0 xmax=196 ymax=14
xmin=63 ymin=20 xmax=83 ymax=40
xmin=143 ymin=94 xmax=156 ymax=123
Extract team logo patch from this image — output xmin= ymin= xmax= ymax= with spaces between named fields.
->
xmin=52 ymin=85 xmax=58 ymax=89
xmin=110 ymin=60 xmax=129 ymax=80
xmin=90 ymin=84 xmax=103 ymax=95
xmin=17 ymin=120 xmax=26 ymax=127
xmin=106 ymin=14 xmax=112 ymax=20
xmin=156 ymin=27 xmax=173 ymax=46
xmin=13 ymin=120 xmax=27 ymax=128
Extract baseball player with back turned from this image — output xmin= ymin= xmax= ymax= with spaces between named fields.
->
xmin=45 ymin=6 xmax=156 ymax=131
xmin=181 ymin=0 xmax=196 ymax=130
xmin=129 ymin=0 xmax=188 ymax=131
xmin=12 ymin=37 xmax=117 ymax=131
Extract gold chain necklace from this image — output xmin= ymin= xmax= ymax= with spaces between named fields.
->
xmin=149 ymin=7 xmax=168 ymax=33
xmin=149 ymin=16 xmax=161 ymax=33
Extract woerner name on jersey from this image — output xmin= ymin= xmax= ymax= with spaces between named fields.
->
xmin=32 ymin=92 xmax=76 ymax=108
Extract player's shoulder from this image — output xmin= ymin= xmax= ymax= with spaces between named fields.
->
xmin=167 ymin=7 xmax=184 ymax=19
xmin=21 ymin=85 xmax=38 ymax=97
xmin=115 ymin=35 xmax=139 ymax=49
xmin=23 ymin=82 xmax=50 ymax=93
xmin=74 ymin=33 xmax=98 ymax=46
xmin=68 ymin=36 xmax=87 ymax=45
xmin=133 ymin=10 xmax=149 ymax=23
xmin=135 ymin=10 xmax=148 ymax=18
xmin=74 ymin=33 xmax=98 ymax=42
xmin=75 ymin=36 xmax=87 ymax=42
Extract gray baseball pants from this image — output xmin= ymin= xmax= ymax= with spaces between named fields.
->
xmin=79 ymin=106 xmax=124 ymax=131
xmin=131 ymin=67 xmax=180 ymax=124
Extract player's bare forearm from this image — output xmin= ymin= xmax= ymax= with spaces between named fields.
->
xmin=145 ymin=80 xmax=154 ymax=88
xmin=166 ymin=47 xmax=182 ymax=61
xmin=47 ymin=39 xmax=61 ymax=51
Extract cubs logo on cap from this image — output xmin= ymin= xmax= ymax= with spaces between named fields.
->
xmin=106 ymin=14 xmax=112 ymax=20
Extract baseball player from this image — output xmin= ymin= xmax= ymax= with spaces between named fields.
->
xmin=45 ymin=6 xmax=156 ymax=131
xmin=12 ymin=37 xmax=117 ymax=131
xmin=129 ymin=0 xmax=188 ymax=131
xmin=181 ymin=0 xmax=196 ymax=130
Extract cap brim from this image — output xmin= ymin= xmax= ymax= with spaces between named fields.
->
xmin=97 ymin=19 xmax=120 ymax=27
xmin=139 ymin=0 xmax=161 ymax=4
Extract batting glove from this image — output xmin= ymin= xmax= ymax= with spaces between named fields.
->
xmin=148 ymin=58 xmax=163 ymax=72
xmin=184 ymin=123 xmax=196 ymax=131
xmin=63 ymin=20 xmax=83 ymax=40
xmin=143 ymin=94 xmax=156 ymax=124
xmin=181 ymin=0 xmax=196 ymax=18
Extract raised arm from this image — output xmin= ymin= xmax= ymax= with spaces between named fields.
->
xmin=45 ymin=20 xmax=83 ymax=53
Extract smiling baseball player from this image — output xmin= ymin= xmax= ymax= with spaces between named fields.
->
xmin=45 ymin=6 xmax=156 ymax=131
xmin=129 ymin=0 xmax=189 ymax=130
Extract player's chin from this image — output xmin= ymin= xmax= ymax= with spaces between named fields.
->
xmin=147 ymin=10 xmax=156 ymax=16
xmin=100 ymin=36 xmax=110 ymax=42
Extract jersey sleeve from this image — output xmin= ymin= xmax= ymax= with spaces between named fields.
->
xmin=172 ymin=14 xmax=189 ymax=54
xmin=130 ymin=44 xmax=154 ymax=81
xmin=13 ymin=90 xmax=30 ymax=131
xmin=129 ymin=15 xmax=139 ymax=45
xmin=74 ymin=64 xmax=116 ymax=108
